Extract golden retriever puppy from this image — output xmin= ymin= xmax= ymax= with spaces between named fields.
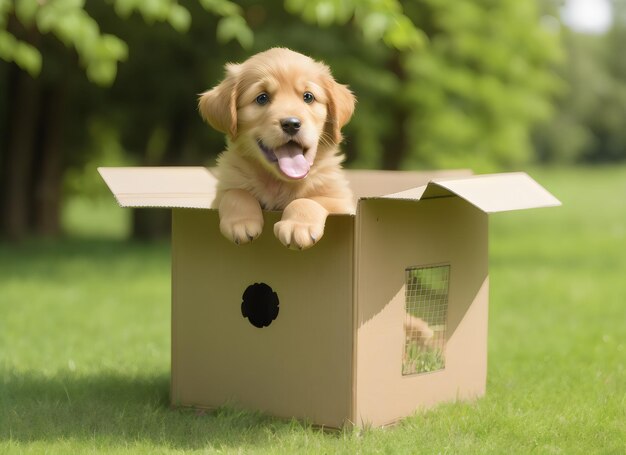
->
xmin=198 ymin=48 xmax=355 ymax=250
xmin=404 ymin=315 xmax=434 ymax=349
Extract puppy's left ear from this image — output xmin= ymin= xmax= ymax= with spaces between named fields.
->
xmin=198 ymin=64 xmax=241 ymax=139
xmin=324 ymin=78 xmax=356 ymax=144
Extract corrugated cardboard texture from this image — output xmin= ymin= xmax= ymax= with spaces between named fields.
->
xmin=171 ymin=209 xmax=355 ymax=427
xmin=355 ymin=198 xmax=488 ymax=426
xmin=98 ymin=167 xmax=217 ymax=208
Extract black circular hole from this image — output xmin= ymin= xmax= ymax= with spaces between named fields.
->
xmin=241 ymin=283 xmax=279 ymax=328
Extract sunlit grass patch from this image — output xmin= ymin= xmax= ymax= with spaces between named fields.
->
xmin=402 ymin=345 xmax=446 ymax=375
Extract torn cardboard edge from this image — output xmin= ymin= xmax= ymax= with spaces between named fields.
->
xmin=97 ymin=167 xmax=561 ymax=213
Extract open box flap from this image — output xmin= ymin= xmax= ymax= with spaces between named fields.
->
xmin=380 ymin=172 xmax=561 ymax=213
xmin=98 ymin=167 xmax=218 ymax=208
xmin=99 ymin=166 xmax=473 ymax=210
xmin=99 ymin=167 xmax=560 ymax=213
xmin=345 ymin=169 xmax=472 ymax=201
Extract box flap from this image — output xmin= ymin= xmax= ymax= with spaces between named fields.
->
xmin=99 ymin=167 xmax=560 ymax=213
xmin=381 ymin=172 xmax=561 ymax=213
xmin=346 ymin=169 xmax=472 ymax=201
xmin=98 ymin=167 xmax=218 ymax=209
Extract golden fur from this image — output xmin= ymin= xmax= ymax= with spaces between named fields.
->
xmin=198 ymin=48 xmax=356 ymax=249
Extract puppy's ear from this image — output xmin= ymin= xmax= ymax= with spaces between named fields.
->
xmin=324 ymin=78 xmax=356 ymax=144
xmin=198 ymin=64 xmax=241 ymax=139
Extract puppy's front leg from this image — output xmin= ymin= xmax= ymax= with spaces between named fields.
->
xmin=219 ymin=189 xmax=264 ymax=245
xmin=274 ymin=198 xmax=326 ymax=250
xmin=274 ymin=197 xmax=353 ymax=250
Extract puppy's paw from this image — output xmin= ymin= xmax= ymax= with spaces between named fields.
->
xmin=274 ymin=219 xmax=324 ymax=250
xmin=273 ymin=198 xmax=328 ymax=250
xmin=220 ymin=216 xmax=264 ymax=245
xmin=218 ymin=189 xmax=264 ymax=245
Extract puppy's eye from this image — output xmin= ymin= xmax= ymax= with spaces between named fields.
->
xmin=256 ymin=93 xmax=270 ymax=105
xmin=303 ymin=92 xmax=315 ymax=104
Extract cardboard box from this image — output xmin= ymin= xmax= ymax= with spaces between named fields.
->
xmin=99 ymin=167 xmax=560 ymax=428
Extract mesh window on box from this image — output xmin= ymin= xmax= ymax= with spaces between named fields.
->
xmin=403 ymin=265 xmax=450 ymax=375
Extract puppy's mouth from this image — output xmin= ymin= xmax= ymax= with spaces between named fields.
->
xmin=257 ymin=140 xmax=311 ymax=180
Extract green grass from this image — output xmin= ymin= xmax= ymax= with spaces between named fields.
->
xmin=403 ymin=345 xmax=446 ymax=375
xmin=1 ymin=166 xmax=625 ymax=454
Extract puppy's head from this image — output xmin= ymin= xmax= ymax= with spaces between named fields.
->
xmin=199 ymin=48 xmax=355 ymax=181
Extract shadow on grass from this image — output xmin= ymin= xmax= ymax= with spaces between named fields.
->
xmin=0 ymin=238 xmax=340 ymax=449
xmin=0 ymin=370 xmax=330 ymax=450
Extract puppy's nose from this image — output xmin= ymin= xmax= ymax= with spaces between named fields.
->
xmin=280 ymin=117 xmax=301 ymax=136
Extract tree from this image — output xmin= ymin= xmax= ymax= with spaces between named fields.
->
xmin=0 ymin=0 xmax=561 ymax=240
xmin=0 ymin=0 xmax=256 ymax=240
xmin=0 ymin=0 xmax=423 ymax=240
xmin=533 ymin=0 xmax=626 ymax=164
xmin=399 ymin=0 xmax=562 ymax=170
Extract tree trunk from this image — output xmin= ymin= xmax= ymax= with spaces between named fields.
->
xmin=1 ymin=65 xmax=41 ymax=241
xmin=131 ymin=209 xmax=172 ymax=240
xmin=31 ymin=79 xmax=69 ymax=237
xmin=380 ymin=107 xmax=409 ymax=170
xmin=380 ymin=53 xmax=409 ymax=170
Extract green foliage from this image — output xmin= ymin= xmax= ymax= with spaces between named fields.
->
xmin=111 ymin=0 xmax=195 ymax=33
xmin=216 ymin=14 xmax=252 ymax=49
xmin=534 ymin=4 xmax=626 ymax=163
xmin=403 ymin=346 xmax=445 ymax=374
xmin=1 ymin=0 xmax=566 ymax=200
xmin=304 ymin=0 xmax=562 ymax=170
xmin=0 ymin=0 xmax=421 ymax=85
xmin=0 ymin=28 xmax=41 ymax=75
xmin=0 ymin=0 xmax=129 ymax=84
xmin=64 ymin=118 xmax=136 ymax=201
xmin=0 ymin=0 xmax=40 ymax=75
xmin=0 ymin=0 xmax=252 ymax=85
xmin=198 ymin=0 xmax=240 ymax=17
xmin=285 ymin=0 xmax=426 ymax=50
xmin=400 ymin=0 xmax=562 ymax=169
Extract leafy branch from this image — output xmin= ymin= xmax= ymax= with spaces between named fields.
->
xmin=0 ymin=0 xmax=253 ymax=85
xmin=0 ymin=0 xmax=423 ymax=86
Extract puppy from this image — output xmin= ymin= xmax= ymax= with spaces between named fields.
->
xmin=198 ymin=48 xmax=355 ymax=250
xmin=404 ymin=315 xmax=434 ymax=349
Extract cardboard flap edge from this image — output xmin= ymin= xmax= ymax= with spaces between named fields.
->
xmin=431 ymin=172 xmax=562 ymax=213
xmin=98 ymin=166 xmax=218 ymax=209
xmin=360 ymin=172 xmax=561 ymax=213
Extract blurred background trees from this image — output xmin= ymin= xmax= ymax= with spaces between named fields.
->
xmin=0 ymin=0 xmax=623 ymax=240
xmin=535 ymin=0 xmax=626 ymax=163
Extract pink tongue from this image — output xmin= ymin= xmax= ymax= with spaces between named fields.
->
xmin=274 ymin=142 xmax=310 ymax=179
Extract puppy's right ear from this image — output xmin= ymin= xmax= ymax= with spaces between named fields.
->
xmin=198 ymin=64 xmax=240 ymax=139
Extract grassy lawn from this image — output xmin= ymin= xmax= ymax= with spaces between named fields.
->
xmin=1 ymin=166 xmax=624 ymax=454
